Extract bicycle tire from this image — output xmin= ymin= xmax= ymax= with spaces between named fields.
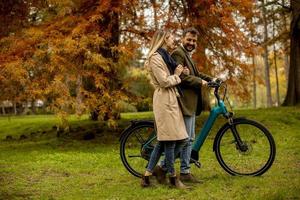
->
xmin=214 ymin=118 xmax=276 ymax=176
xmin=120 ymin=121 xmax=156 ymax=178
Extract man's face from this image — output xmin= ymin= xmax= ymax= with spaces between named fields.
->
xmin=182 ymin=32 xmax=197 ymax=52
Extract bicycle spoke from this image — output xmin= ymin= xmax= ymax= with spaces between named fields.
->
xmin=133 ymin=130 xmax=146 ymax=144
xmin=120 ymin=123 xmax=156 ymax=178
xmin=215 ymin=119 xmax=275 ymax=176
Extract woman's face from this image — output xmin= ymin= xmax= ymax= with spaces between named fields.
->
xmin=164 ymin=33 xmax=176 ymax=51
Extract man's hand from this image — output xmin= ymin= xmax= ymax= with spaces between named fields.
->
xmin=183 ymin=67 xmax=190 ymax=75
xmin=202 ymin=79 xmax=208 ymax=86
xmin=212 ymin=77 xmax=222 ymax=83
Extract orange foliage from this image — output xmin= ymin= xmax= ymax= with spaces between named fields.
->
xmin=0 ymin=0 xmax=129 ymax=127
xmin=0 ymin=0 xmax=262 ymax=122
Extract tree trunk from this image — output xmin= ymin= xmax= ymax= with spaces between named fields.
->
xmin=98 ymin=1 xmax=120 ymax=62
xmin=252 ymin=56 xmax=257 ymax=108
xmin=261 ymin=0 xmax=272 ymax=107
xmin=31 ymin=99 xmax=36 ymax=114
xmin=273 ymin=44 xmax=280 ymax=106
xmin=263 ymin=48 xmax=272 ymax=107
xmin=282 ymin=0 xmax=290 ymax=85
xmin=283 ymin=0 xmax=300 ymax=106
xmin=273 ymin=45 xmax=280 ymax=106
xmin=1 ymin=103 xmax=5 ymax=115
xmin=13 ymin=101 xmax=17 ymax=115
xmin=284 ymin=54 xmax=290 ymax=85
xmin=151 ymin=0 xmax=158 ymax=29
xmin=272 ymin=9 xmax=280 ymax=106
xmin=90 ymin=0 xmax=120 ymax=121
xmin=76 ymin=75 xmax=83 ymax=115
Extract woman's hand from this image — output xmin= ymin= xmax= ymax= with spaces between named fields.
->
xmin=213 ymin=77 xmax=222 ymax=83
xmin=183 ymin=67 xmax=190 ymax=75
xmin=174 ymin=64 xmax=184 ymax=76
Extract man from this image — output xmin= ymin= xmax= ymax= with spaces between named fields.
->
xmin=154 ymin=27 xmax=215 ymax=183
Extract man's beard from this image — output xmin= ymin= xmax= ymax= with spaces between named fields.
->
xmin=183 ymin=44 xmax=195 ymax=52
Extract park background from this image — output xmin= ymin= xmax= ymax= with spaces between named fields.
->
xmin=0 ymin=0 xmax=299 ymax=199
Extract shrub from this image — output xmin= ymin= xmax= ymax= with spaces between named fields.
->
xmin=136 ymin=97 xmax=152 ymax=111
xmin=116 ymin=101 xmax=137 ymax=113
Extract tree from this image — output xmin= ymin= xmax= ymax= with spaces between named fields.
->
xmin=271 ymin=5 xmax=280 ymax=106
xmin=281 ymin=0 xmax=291 ymax=84
xmin=283 ymin=0 xmax=300 ymax=106
xmin=260 ymin=0 xmax=273 ymax=107
xmin=164 ymin=0 xmax=258 ymax=108
xmin=0 ymin=0 xmax=131 ymax=127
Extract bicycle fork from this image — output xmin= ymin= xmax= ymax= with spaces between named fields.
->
xmin=228 ymin=118 xmax=248 ymax=152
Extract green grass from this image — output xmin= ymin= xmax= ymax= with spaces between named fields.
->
xmin=0 ymin=114 xmax=100 ymax=140
xmin=120 ymin=111 xmax=153 ymax=120
xmin=0 ymin=107 xmax=299 ymax=199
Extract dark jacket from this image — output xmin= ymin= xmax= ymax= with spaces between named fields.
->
xmin=171 ymin=45 xmax=212 ymax=116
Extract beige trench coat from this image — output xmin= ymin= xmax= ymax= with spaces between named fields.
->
xmin=148 ymin=52 xmax=188 ymax=141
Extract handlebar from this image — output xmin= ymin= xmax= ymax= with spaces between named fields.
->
xmin=207 ymin=80 xmax=234 ymax=117
xmin=207 ymin=79 xmax=226 ymax=104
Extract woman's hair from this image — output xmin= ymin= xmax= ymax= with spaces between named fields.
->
xmin=144 ymin=30 xmax=169 ymax=69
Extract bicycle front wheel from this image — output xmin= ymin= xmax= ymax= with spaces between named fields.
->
xmin=120 ymin=122 xmax=156 ymax=178
xmin=215 ymin=118 xmax=276 ymax=176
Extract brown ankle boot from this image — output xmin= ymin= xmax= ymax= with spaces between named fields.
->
xmin=180 ymin=173 xmax=203 ymax=183
xmin=169 ymin=176 xmax=188 ymax=189
xmin=152 ymin=166 xmax=167 ymax=184
xmin=141 ymin=175 xmax=151 ymax=187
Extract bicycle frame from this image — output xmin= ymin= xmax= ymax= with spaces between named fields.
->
xmin=141 ymin=84 xmax=230 ymax=160
xmin=192 ymin=100 xmax=228 ymax=152
xmin=141 ymin=100 xmax=228 ymax=153
xmin=139 ymin=82 xmax=231 ymax=163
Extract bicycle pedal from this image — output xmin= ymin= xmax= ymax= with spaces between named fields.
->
xmin=194 ymin=161 xmax=201 ymax=168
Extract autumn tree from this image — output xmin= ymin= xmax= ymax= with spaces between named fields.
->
xmin=0 ymin=0 xmax=135 ymax=127
xmin=283 ymin=0 xmax=300 ymax=106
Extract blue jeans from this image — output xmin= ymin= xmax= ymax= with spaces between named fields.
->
xmin=146 ymin=140 xmax=186 ymax=175
xmin=180 ymin=114 xmax=195 ymax=174
xmin=160 ymin=114 xmax=196 ymax=174
xmin=146 ymin=142 xmax=164 ymax=173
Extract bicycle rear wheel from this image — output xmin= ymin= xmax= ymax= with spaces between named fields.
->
xmin=214 ymin=118 xmax=276 ymax=176
xmin=120 ymin=122 xmax=156 ymax=178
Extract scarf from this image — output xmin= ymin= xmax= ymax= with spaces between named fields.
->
xmin=156 ymin=48 xmax=183 ymax=97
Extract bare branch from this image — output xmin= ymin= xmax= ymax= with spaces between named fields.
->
xmin=257 ymin=0 xmax=291 ymax=11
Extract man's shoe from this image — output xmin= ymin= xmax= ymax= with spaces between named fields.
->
xmin=141 ymin=175 xmax=151 ymax=187
xmin=169 ymin=176 xmax=189 ymax=189
xmin=152 ymin=166 xmax=167 ymax=184
xmin=179 ymin=173 xmax=203 ymax=183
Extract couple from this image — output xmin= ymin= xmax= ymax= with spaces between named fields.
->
xmin=142 ymin=27 xmax=216 ymax=188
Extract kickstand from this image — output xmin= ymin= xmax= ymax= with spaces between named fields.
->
xmin=190 ymin=158 xmax=201 ymax=168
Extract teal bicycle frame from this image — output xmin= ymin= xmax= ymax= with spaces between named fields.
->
xmin=141 ymin=83 xmax=231 ymax=164
xmin=192 ymin=100 xmax=228 ymax=152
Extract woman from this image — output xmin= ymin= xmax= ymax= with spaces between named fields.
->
xmin=141 ymin=30 xmax=188 ymax=188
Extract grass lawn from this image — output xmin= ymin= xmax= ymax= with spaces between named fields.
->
xmin=0 ymin=107 xmax=299 ymax=199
